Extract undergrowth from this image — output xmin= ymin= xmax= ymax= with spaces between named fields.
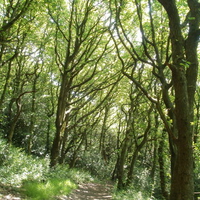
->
xmin=0 ymin=139 xmax=49 ymax=186
xmin=0 ymin=137 xmax=96 ymax=199
xmin=22 ymin=178 xmax=76 ymax=200
xmin=113 ymin=186 xmax=155 ymax=200
xmin=0 ymin=137 xmax=156 ymax=200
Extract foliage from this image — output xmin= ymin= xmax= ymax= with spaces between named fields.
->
xmin=46 ymin=164 xmax=97 ymax=184
xmin=0 ymin=137 xmax=100 ymax=199
xmin=0 ymin=0 xmax=199 ymax=199
xmin=194 ymin=141 xmax=200 ymax=195
xmin=22 ymin=178 xmax=76 ymax=200
xmin=0 ymin=138 xmax=49 ymax=186
xmin=113 ymin=185 xmax=154 ymax=200
xmin=75 ymin=147 xmax=116 ymax=180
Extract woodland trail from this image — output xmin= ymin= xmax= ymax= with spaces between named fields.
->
xmin=0 ymin=184 xmax=22 ymax=200
xmin=58 ymin=182 xmax=113 ymax=200
xmin=0 ymin=182 xmax=113 ymax=200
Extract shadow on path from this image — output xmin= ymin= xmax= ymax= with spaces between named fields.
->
xmin=58 ymin=182 xmax=113 ymax=200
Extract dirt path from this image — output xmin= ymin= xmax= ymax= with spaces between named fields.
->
xmin=0 ymin=185 xmax=22 ymax=200
xmin=0 ymin=182 xmax=114 ymax=200
xmin=57 ymin=182 xmax=113 ymax=200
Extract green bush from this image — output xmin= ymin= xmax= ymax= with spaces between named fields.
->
xmin=113 ymin=185 xmax=155 ymax=200
xmin=0 ymin=137 xmax=109 ymax=199
xmin=47 ymin=164 xmax=96 ymax=184
xmin=0 ymin=139 xmax=49 ymax=186
xmin=75 ymin=148 xmax=115 ymax=180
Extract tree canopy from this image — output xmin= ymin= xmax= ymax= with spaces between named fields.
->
xmin=0 ymin=0 xmax=200 ymax=199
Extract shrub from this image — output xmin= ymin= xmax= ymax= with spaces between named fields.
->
xmin=0 ymin=138 xmax=49 ymax=186
xmin=75 ymin=148 xmax=115 ymax=180
xmin=113 ymin=185 xmax=155 ymax=200
xmin=47 ymin=164 xmax=96 ymax=184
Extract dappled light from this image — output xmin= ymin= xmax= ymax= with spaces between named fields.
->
xmin=0 ymin=0 xmax=200 ymax=200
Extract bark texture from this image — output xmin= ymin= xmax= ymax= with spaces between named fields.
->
xmin=157 ymin=0 xmax=200 ymax=199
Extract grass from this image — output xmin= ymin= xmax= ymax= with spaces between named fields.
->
xmin=0 ymin=137 xmax=154 ymax=199
xmin=22 ymin=178 xmax=76 ymax=200
xmin=0 ymin=139 xmax=49 ymax=186
xmin=113 ymin=191 xmax=154 ymax=200
xmin=48 ymin=165 xmax=97 ymax=183
xmin=0 ymin=137 xmax=97 ymax=199
xmin=112 ymin=185 xmax=155 ymax=200
xmin=0 ymin=138 xmax=107 ymax=199
xmin=21 ymin=166 xmax=97 ymax=200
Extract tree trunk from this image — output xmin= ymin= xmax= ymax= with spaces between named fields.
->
xmin=169 ymin=68 xmax=194 ymax=200
xmin=50 ymin=72 xmax=69 ymax=167
xmin=99 ymin=106 xmax=109 ymax=162
xmin=7 ymin=98 xmax=22 ymax=144
xmin=69 ymin=138 xmax=84 ymax=168
xmin=0 ymin=60 xmax=12 ymax=109
xmin=158 ymin=132 xmax=169 ymax=200
xmin=157 ymin=0 xmax=199 ymax=199
xmin=27 ymin=76 xmax=37 ymax=154
xmin=117 ymin=130 xmax=130 ymax=189
xmin=50 ymin=128 xmax=62 ymax=167
xmin=59 ymin=114 xmax=71 ymax=164
xmin=46 ymin=119 xmax=51 ymax=154
xmin=126 ymin=148 xmax=139 ymax=186
xmin=126 ymin=119 xmax=151 ymax=186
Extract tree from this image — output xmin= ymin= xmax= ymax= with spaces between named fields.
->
xmin=157 ymin=1 xmax=199 ymax=198
xmin=0 ymin=0 xmax=34 ymax=109
xmin=48 ymin=0 xmax=118 ymax=167
xmin=109 ymin=0 xmax=200 ymax=199
xmin=1 ymin=1 xmax=200 ymax=199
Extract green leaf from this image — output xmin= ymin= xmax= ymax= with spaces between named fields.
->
xmin=188 ymin=17 xmax=196 ymax=20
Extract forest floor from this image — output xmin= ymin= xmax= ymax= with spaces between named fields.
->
xmin=58 ymin=182 xmax=113 ymax=200
xmin=0 ymin=182 xmax=114 ymax=200
xmin=0 ymin=184 xmax=22 ymax=200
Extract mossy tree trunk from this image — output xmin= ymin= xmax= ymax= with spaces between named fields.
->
xmin=157 ymin=0 xmax=200 ymax=199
